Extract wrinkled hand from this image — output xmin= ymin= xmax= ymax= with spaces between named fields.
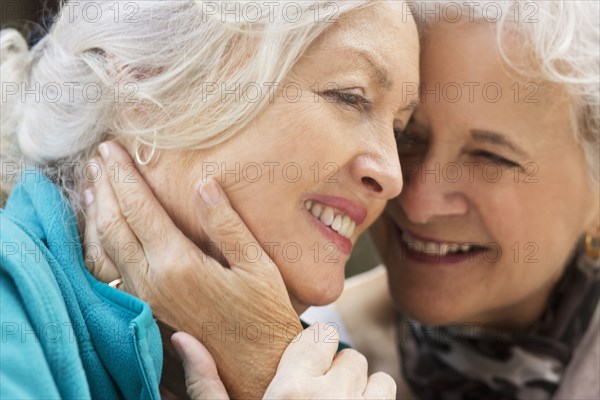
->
xmin=83 ymin=141 xmax=302 ymax=398
xmin=172 ymin=325 xmax=397 ymax=399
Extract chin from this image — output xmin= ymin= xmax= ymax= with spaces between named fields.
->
xmin=392 ymin=289 xmax=469 ymax=327
xmin=292 ymin=272 xmax=345 ymax=309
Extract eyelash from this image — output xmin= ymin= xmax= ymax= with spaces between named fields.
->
xmin=471 ymin=150 xmax=521 ymax=168
xmin=323 ymin=90 xmax=371 ymax=110
xmin=326 ymin=93 xmax=415 ymax=147
xmin=394 ymin=133 xmax=522 ymax=169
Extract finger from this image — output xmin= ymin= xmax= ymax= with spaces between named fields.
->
xmin=98 ymin=140 xmax=187 ymax=260
xmin=326 ymin=348 xmax=369 ymax=397
xmin=193 ymin=178 xmax=273 ymax=273
xmin=276 ymin=323 xmax=339 ymax=377
xmin=362 ymin=372 xmax=397 ymax=400
xmin=94 ymin=157 xmax=146 ymax=295
xmin=171 ymin=332 xmax=229 ymax=400
xmin=83 ymin=185 xmax=120 ymax=283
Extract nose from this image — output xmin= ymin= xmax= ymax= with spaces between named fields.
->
xmin=350 ymin=129 xmax=403 ymax=200
xmin=399 ymin=160 xmax=468 ymax=224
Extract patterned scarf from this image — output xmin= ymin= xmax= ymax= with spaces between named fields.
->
xmin=397 ymin=244 xmax=600 ymax=400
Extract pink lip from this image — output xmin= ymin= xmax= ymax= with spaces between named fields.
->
xmin=307 ymin=195 xmax=367 ymax=225
xmin=307 ymin=215 xmax=353 ymax=255
xmin=401 ymin=228 xmax=482 ymax=247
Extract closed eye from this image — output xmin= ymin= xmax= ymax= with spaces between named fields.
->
xmin=323 ymin=90 xmax=371 ymax=111
xmin=471 ymin=150 xmax=522 ymax=168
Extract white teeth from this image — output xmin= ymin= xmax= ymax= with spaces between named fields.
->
xmin=347 ymin=220 xmax=356 ymax=238
xmin=401 ymin=231 xmax=477 ymax=256
xmin=448 ymin=244 xmax=460 ymax=253
xmin=320 ymin=207 xmax=335 ymax=226
xmin=311 ymin=203 xmax=323 ymax=219
xmin=425 ymin=242 xmax=437 ymax=254
xmin=339 ymin=215 xmax=352 ymax=237
xmin=304 ymin=201 xmax=356 ymax=239
xmin=439 ymin=243 xmax=449 ymax=256
xmin=331 ymin=215 xmax=342 ymax=231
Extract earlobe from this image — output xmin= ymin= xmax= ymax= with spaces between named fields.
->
xmin=584 ymin=226 xmax=600 ymax=259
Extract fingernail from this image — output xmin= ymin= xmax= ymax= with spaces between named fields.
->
xmin=84 ymin=188 xmax=95 ymax=206
xmin=99 ymin=142 xmax=110 ymax=159
xmin=87 ymin=158 xmax=101 ymax=182
xmin=198 ymin=179 xmax=222 ymax=207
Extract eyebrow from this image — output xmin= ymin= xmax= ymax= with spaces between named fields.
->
xmin=351 ymin=49 xmax=394 ymax=90
xmin=470 ymin=129 xmax=528 ymax=157
xmin=350 ymin=50 xmax=421 ymax=112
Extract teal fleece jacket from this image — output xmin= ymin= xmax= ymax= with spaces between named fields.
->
xmin=0 ymin=171 xmax=162 ymax=399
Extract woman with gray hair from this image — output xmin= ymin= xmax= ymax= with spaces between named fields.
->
xmin=81 ymin=0 xmax=599 ymax=399
xmin=338 ymin=1 xmax=600 ymax=399
xmin=0 ymin=0 xmax=420 ymax=398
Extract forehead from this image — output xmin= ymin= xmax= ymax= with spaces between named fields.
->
xmin=302 ymin=1 xmax=420 ymax=82
xmin=419 ymin=21 xmax=572 ymax=131
xmin=330 ymin=1 xmax=418 ymax=46
xmin=421 ymin=22 xmax=506 ymax=83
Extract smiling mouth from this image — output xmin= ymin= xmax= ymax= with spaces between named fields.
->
xmin=400 ymin=230 xmax=487 ymax=257
xmin=304 ymin=200 xmax=356 ymax=239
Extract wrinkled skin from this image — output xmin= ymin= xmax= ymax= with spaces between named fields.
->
xmin=84 ymin=2 xmax=419 ymax=397
xmin=372 ymin=20 xmax=599 ymax=328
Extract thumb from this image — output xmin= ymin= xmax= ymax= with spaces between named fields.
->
xmin=171 ymin=332 xmax=229 ymax=400
xmin=277 ymin=323 xmax=340 ymax=377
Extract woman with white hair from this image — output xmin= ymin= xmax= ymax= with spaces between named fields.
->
xmin=83 ymin=0 xmax=599 ymax=399
xmin=338 ymin=1 xmax=600 ymax=399
xmin=0 ymin=0 xmax=420 ymax=398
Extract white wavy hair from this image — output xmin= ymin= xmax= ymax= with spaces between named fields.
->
xmin=1 ymin=0 xmax=371 ymax=205
xmin=409 ymin=0 xmax=600 ymax=185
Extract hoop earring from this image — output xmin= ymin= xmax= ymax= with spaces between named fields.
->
xmin=584 ymin=227 xmax=600 ymax=259
xmin=134 ymin=131 xmax=157 ymax=166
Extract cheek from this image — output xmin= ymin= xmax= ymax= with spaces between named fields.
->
xmin=468 ymin=186 xmax=580 ymax=310
xmin=229 ymin=183 xmax=299 ymax=244
xmin=370 ymin=215 xmax=397 ymax=266
xmin=370 ymin=218 xmax=389 ymax=251
xmin=479 ymin=182 xmax=581 ymax=265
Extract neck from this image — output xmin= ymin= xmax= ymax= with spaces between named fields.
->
xmin=469 ymin=273 xmax=564 ymax=331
